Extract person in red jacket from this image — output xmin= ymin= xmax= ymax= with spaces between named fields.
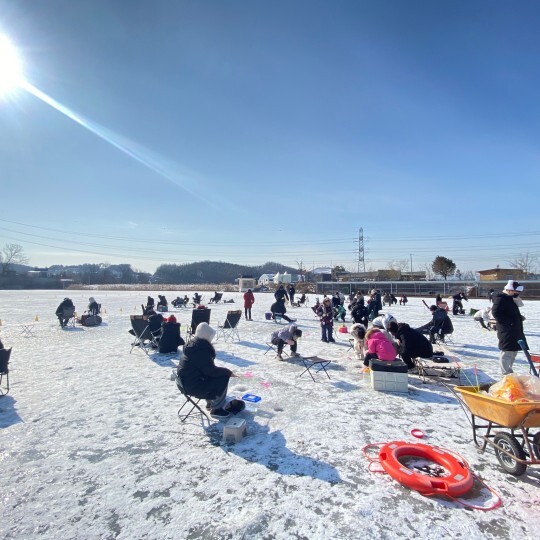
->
xmin=243 ymin=288 xmax=255 ymax=320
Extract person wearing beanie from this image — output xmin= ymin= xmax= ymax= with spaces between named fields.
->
xmin=177 ymin=322 xmax=240 ymax=418
xmin=159 ymin=315 xmax=184 ymax=354
xmin=492 ymin=280 xmax=527 ymax=375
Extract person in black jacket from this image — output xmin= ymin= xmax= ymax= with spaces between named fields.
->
xmin=287 ymin=283 xmax=296 ymax=305
xmin=147 ymin=309 xmax=164 ymax=346
xmin=274 ymin=284 xmax=289 ymax=303
xmin=492 ymin=280 xmax=527 ymax=375
xmin=416 ymin=305 xmax=454 ymax=344
xmin=55 ymin=298 xmax=75 ymax=328
xmin=388 ymin=321 xmax=433 ymax=369
xmin=88 ymin=297 xmax=100 ymax=315
xmin=146 ymin=296 xmax=155 ymax=309
xmin=270 ymin=299 xmax=295 ymax=323
xmin=177 ymin=322 xmax=238 ymax=419
xmin=159 ymin=315 xmax=185 ymax=353
xmin=351 ymin=298 xmax=369 ymax=327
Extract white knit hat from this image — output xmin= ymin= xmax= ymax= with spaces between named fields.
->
xmin=195 ymin=322 xmax=216 ymax=343
xmin=504 ymin=280 xmax=524 ymax=292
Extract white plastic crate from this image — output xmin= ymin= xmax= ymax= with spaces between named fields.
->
xmin=371 ymin=370 xmax=408 ymax=393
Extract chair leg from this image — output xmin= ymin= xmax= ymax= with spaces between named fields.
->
xmin=0 ymin=372 xmax=9 ymax=396
xmin=178 ymin=396 xmax=210 ymax=423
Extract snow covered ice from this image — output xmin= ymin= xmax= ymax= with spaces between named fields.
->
xmin=0 ymin=290 xmax=539 ymax=539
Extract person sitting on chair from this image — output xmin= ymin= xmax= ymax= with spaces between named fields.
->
xmin=88 ymin=297 xmax=100 ymax=315
xmin=159 ymin=315 xmax=185 ymax=353
xmin=146 ymin=308 xmax=164 ymax=346
xmin=183 ymin=295 xmax=190 ymax=306
xmin=474 ymin=307 xmax=493 ymax=330
xmin=363 ymin=327 xmax=397 ymax=366
xmin=177 ymin=322 xmax=241 ymax=419
xmin=270 ymin=323 xmax=302 ymax=361
xmin=55 ymin=297 xmax=75 ymax=328
xmin=298 ymin=293 xmax=306 ymax=306
xmin=270 ymin=299 xmax=295 ymax=323
xmin=399 ymin=294 xmax=408 ymax=305
xmin=156 ymin=295 xmax=168 ymax=311
xmin=171 ymin=296 xmax=184 ymax=308
xmin=192 ymin=292 xmax=202 ymax=305
xmin=146 ymin=296 xmax=155 ymax=309
xmin=416 ymin=305 xmax=454 ymax=344
xmin=387 ymin=321 xmax=433 ymax=370
xmin=209 ymin=292 xmax=219 ymax=304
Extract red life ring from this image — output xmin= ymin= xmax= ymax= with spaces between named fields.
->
xmin=378 ymin=441 xmax=473 ymax=497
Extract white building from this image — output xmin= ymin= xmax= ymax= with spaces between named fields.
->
xmin=258 ymin=274 xmax=275 ymax=286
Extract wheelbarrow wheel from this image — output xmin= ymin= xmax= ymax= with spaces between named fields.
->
xmin=532 ymin=432 xmax=540 ymax=460
xmin=494 ymin=433 xmax=527 ymax=476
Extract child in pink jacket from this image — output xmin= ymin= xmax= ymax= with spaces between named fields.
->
xmin=363 ymin=328 xmax=397 ymax=366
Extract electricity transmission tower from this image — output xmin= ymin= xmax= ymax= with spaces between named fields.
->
xmin=357 ymin=228 xmax=365 ymax=273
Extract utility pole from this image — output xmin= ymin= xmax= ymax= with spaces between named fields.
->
xmin=358 ymin=228 xmax=365 ymax=274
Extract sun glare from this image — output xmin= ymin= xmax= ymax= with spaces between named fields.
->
xmin=0 ymin=34 xmax=23 ymax=98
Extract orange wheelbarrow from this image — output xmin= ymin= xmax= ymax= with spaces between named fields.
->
xmin=451 ymin=384 xmax=540 ymax=476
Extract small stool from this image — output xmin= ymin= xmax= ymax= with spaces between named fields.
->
xmin=222 ymin=417 xmax=247 ymax=443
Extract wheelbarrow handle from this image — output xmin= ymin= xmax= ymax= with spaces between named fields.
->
xmin=518 ymin=339 xmax=539 ymax=378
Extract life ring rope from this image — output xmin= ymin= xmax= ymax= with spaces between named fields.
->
xmin=363 ymin=441 xmax=502 ymax=511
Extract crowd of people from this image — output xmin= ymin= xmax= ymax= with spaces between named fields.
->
xmin=37 ymin=280 xmax=530 ymax=421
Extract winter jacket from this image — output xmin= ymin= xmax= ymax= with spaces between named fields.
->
xmin=271 ymin=300 xmax=287 ymax=316
xmin=274 ymin=287 xmax=289 ymax=302
xmin=177 ymin=338 xmax=231 ymax=399
xmin=492 ymin=292 xmax=526 ymax=351
xmin=148 ymin=313 xmax=164 ymax=337
xmin=317 ymin=304 xmax=334 ymax=326
xmin=159 ymin=322 xmax=184 ymax=353
xmin=351 ymin=303 xmax=369 ymax=325
xmin=474 ymin=308 xmax=492 ymax=324
xmin=243 ymin=290 xmax=255 ymax=309
xmin=88 ymin=301 xmax=100 ymax=315
xmin=271 ymin=323 xmax=298 ymax=345
xmin=394 ymin=323 xmax=433 ymax=359
xmin=366 ymin=330 xmax=396 ymax=361
xmin=55 ymin=298 xmax=74 ymax=316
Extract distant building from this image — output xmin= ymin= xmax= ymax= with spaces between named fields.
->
xmin=238 ymin=276 xmax=256 ymax=292
xmin=27 ymin=268 xmax=50 ymax=278
xmin=478 ymin=268 xmax=527 ymax=281
xmin=258 ymin=274 xmax=275 ymax=286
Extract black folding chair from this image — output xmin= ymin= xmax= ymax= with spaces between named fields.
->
xmin=298 ymin=356 xmax=332 ymax=382
xmin=0 ymin=348 xmax=12 ymax=397
xmin=216 ymin=310 xmax=242 ymax=342
xmin=129 ymin=315 xmax=157 ymax=355
xmin=188 ymin=308 xmax=211 ymax=339
xmin=175 ymin=375 xmax=210 ymax=424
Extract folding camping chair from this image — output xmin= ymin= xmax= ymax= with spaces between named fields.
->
xmin=264 ymin=341 xmax=289 ymax=358
xmin=129 ymin=315 xmax=157 ymax=355
xmin=175 ymin=374 xmax=210 ymax=424
xmin=216 ymin=310 xmax=242 ymax=342
xmin=209 ymin=292 xmax=223 ymax=304
xmin=298 ymin=356 xmax=332 ymax=382
xmin=0 ymin=347 xmax=12 ymax=397
xmin=188 ymin=308 xmax=211 ymax=340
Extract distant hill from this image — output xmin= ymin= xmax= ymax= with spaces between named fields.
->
xmin=153 ymin=261 xmax=298 ymax=284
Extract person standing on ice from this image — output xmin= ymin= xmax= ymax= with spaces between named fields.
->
xmin=492 ymin=280 xmax=527 ymax=375
xmin=274 ymin=284 xmax=289 ymax=303
xmin=243 ymin=288 xmax=255 ymax=320
xmin=317 ymin=297 xmax=335 ymax=343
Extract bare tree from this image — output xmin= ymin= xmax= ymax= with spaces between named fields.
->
xmin=1 ymin=243 xmax=29 ymax=274
xmin=296 ymin=260 xmax=305 ymax=275
xmin=387 ymin=259 xmax=409 ymax=272
xmin=508 ymin=252 xmax=538 ymax=276
xmin=423 ymin=263 xmax=434 ymax=280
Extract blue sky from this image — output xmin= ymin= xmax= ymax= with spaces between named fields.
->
xmin=0 ymin=0 xmax=539 ymax=274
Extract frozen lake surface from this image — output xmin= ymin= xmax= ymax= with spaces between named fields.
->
xmin=0 ymin=290 xmax=539 ymax=539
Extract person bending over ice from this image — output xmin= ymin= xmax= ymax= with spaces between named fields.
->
xmin=363 ymin=327 xmax=397 ymax=367
xmin=387 ymin=321 xmax=433 ymax=370
xmin=474 ymin=307 xmax=493 ymax=330
xmin=177 ymin=322 xmax=243 ymax=419
xmin=270 ymin=323 xmax=302 ymax=361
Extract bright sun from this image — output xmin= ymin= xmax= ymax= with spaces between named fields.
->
xmin=0 ymin=34 xmax=23 ymax=97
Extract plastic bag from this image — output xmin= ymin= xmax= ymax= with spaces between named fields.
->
xmin=489 ymin=374 xmax=540 ymax=402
